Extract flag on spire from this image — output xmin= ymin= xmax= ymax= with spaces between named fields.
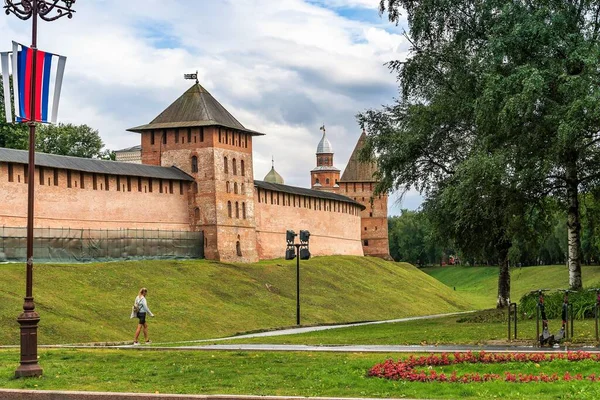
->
xmin=0 ymin=41 xmax=67 ymax=124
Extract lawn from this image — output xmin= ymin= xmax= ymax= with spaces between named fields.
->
xmin=0 ymin=349 xmax=598 ymax=399
xmin=421 ymin=264 xmax=600 ymax=309
xmin=0 ymin=256 xmax=471 ymax=345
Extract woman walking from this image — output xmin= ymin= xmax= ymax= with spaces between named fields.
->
xmin=132 ymin=287 xmax=154 ymax=345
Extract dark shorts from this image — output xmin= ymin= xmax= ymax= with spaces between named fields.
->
xmin=137 ymin=312 xmax=147 ymax=324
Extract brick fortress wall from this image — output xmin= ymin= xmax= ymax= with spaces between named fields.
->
xmin=253 ymin=187 xmax=363 ymax=259
xmin=338 ymin=181 xmax=391 ymax=259
xmin=0 ymin=162 xmax=190 ymax=230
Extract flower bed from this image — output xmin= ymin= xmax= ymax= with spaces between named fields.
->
xmin=368 ymin=351 xmax=600 ymax=383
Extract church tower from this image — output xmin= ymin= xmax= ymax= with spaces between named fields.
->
xmin=128 ymin=83 xmax=262 ymax=262
xmin=310 ymin=125 xmax=340 ymax=192
xmin=339 ymin=130 xmax=391 ymax=260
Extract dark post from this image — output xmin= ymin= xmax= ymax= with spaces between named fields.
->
xmin=507 ymin=302 xmax=517 ymax=341
xmin=295 ymin=243 xmax=300 ymax=326
xmin=4 ymin=0 xmax=76 ymax=378
xmin=569 ymin=303 xmax=574 ymax=339
xmin=536 ymin=304 xmax=540 ymax=347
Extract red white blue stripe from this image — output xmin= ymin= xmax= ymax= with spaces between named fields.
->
xmin=0 ymin=41 xmax=66 ymax=124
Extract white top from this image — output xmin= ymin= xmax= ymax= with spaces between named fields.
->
xmin=134 ymin=295 xmax=154 ymax=316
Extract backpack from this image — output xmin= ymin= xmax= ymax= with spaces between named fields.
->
xmin=132 ymin=297 xmax=141 ymax=314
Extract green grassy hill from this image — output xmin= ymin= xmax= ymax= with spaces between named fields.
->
xmin=422 ymin=264 xmax=600 ymax=309
xmin=0 ymin=256 xmax=471 ymax=345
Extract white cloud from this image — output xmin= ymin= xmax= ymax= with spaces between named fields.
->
xmin=1 ymin=0 xmax=417 ymax=207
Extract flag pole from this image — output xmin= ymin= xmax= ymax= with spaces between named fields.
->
xmin=15 ymin=0 xmax=42 ymax=378
xmin=4 ymin=0 xmax=77 ymax=378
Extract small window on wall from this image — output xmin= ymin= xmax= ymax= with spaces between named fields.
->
xmin=226 ymin=181 xmax=230 ymax=193
xmin=241 ymin=160 xmax=245 ymax=176
xmin=80 ymin=172 xmax=85 ymax=189
xmin=364 ymin=240 xmax=369 ymax=246
xmin=193 ymin=182 xmax=198 ymax=193
xmin=235 ymin=201 xmax=239 ymax=218
xmin=234 ymin=182 xmax=238 ymax=194
xmin=39 ymin=167 xmax=44 ymax=185
xmin=8 ymin=164 xmax=13 ymax=182
xmin=224 ymin=156 xmax=228 ymax=174
xmin=326 ymin=178 xmax=330 ymax=184
xmin=187 ymin=128 xmax=192 ymax=143
xmin=105 ymin=175 xmax=110 ymax=191
xmin=242 ymin=202 xmax=246 ymax=219
xmin=116 ymin=176 xmax=121 ymax=191
xmin=93 ymin=174 xmax=98 ymax=190
xmin=232 ymin=158 xmax=237 ymax=175
xmin=200 ymin=127 xmax=204 ymax=142
xmin=175 ymin=130 xmax=179 ymax=144
xmin=53 ymin=169 xmax=58 ymax=186
xmin=241 ymin=183 xmax=245 ymax=194
xmin=236 ymin=239 xmax=242 ymax=257
xmin=194 ymin=207 xmax=200 ymax=219
xmin=67 ymin=171 xmax=72 ymax=188
xmin=227 ymin=201 xmax=232 ymax=218
xmin=151 ymin=130 xmax=155 ymax=145
xmin=162 ymin=130 xmax=167 ymax=144
xmin=191 ymin=156 xmax=198 ymax=173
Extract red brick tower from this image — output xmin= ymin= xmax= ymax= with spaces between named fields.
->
xmin=128 ymin=83 xmax=263 ymax=262
xmin=339 ymin=130 xmax=391 ymax=259
xmin=311 ymin=125 xmax=340 ymax=192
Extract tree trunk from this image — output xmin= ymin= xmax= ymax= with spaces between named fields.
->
xmin=566 ymin=159 xmax=583 ymax=290
xmin=497 ymin=251 xmax=510 ymax=308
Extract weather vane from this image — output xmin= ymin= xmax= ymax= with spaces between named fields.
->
xmin=184 ymin=70 xmax=199 ymax=84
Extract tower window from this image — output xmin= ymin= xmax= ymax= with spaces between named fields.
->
xmin=151 ymin=130 xmax=155 ymax=145
xmin=194 ymin=207 xmax=200 ymax=219
xmin=242 ymin=202 xmax=246 ymax=219
xmin=200 ymin=127 xmax=204 ymax=142
xmin=226 ymin=181 xmax=230 ymax=193
xmin=235 ymin=201 xmax=239 ymax=218
xmin=227 ymin=201 xmax=232 ymax=218
xmin=241 ymin=160 xmax=245 ymax=176
xmin=233 ymin=158 xmax=237 ymax=175
xmin=241 ymin=183 xmax=245 ymax=194
xmin=326 ymin=178 xmax=330 ymax=184
xmin=187 ymin=128 xmax=192 ymax=143
xmin=191 ymin=156 xmax=198 ymax=173
xmin=175 ymin=130 xmax=179 ymax=144
xmin=224 ymin=156 xmax=228 ymax=174
xmin=364 ymin=240 xmax=369 ymax=246
xmin=162 ymin=130 xmax=167 ymax=144
xmin=193 ymin=182 xmax=198 ymax=193
xmin=236 ymin=240 xmax=242 ymax=257
xmin=234 ymin=182 xmax=238 ymax=194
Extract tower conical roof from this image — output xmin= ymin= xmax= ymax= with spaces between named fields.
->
xmin=264 ymin=166 xmax=285 ymax=184
xmin=340 ymin=130 xmax=378 ymax=182
xmin=128 ymin=83 xmax=264 ymax=135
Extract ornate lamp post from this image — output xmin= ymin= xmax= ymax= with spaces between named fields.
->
xmin=3 ymin=0 xmax=76 ymax=378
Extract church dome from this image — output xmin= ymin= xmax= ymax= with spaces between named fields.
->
xmin=264 ymin=166 xmax=284 ymax=184
xmin=316 ymin=130 xmax=333 ymax=154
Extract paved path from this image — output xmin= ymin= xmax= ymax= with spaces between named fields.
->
xmin=129 ymin=310 xmax=478 ymax=346
xmin=126 ymin=343 xmax=600 ymax=353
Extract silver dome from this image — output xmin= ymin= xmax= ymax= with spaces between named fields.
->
xmin=316 ymin=131 xmax=333 ymax=154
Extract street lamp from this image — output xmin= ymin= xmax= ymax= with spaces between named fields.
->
xmin=285 ymin=230 xmax=310 ymax=325
xmin=4 ymin=0 xmax=76 ymax=378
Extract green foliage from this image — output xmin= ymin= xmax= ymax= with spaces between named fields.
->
xmin=37 ymin=123 xmax=105 ymax=158
xmin=388 ymin=210 xmax=444 ymax=265
xmin=519 ymin=289 xmax=600 ymax=320
xmin=0 ymin=77 xmax=28 ymax=149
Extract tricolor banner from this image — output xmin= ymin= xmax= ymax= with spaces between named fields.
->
xmin=0 ymin=41 xmax=67 ymax=124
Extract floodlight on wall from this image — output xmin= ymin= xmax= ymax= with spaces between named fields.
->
xmin=286 ymin=230 xmax=297 ymax=244
xmin=299 ymin=230 xmax=310 ymax=243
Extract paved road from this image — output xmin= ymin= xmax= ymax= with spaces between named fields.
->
xmin=126 ymin=343 xmax=600 ymax=353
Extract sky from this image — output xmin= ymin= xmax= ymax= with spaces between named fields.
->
xmin=1 ymin=0 xmax=423 ymax=213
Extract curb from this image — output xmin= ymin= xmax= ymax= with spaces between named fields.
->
xmin=0 ymin=390 xmax=417 ymax=400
